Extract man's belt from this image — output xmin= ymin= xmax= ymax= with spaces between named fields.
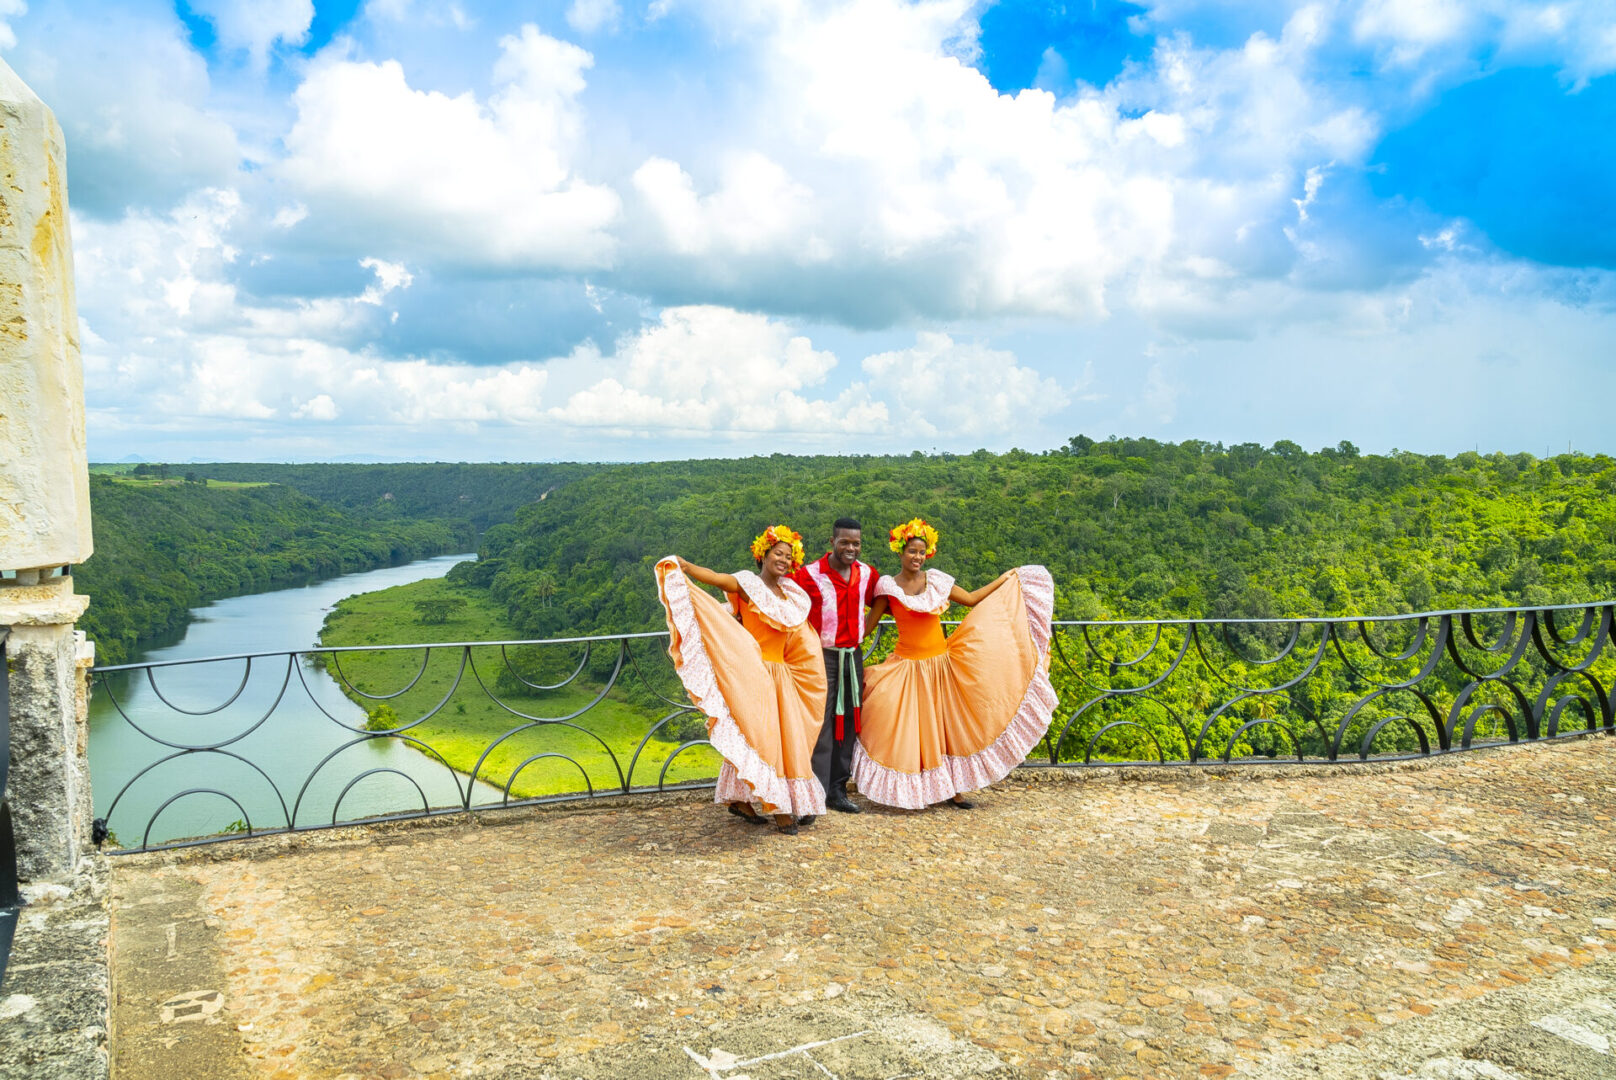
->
xmin=827 ymin=646 xmax=862 ymax=740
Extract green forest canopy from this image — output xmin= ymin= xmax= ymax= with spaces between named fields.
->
xmin=75 ymin=475 xmax=464 ymax=665
xmin=436 ymin=438 xmax=1616 ymax=763
xmin=78 ymin=442 xmax=1616 ymax=676
xmin=194 ymin=461 xmax=599 ymax=532
xmin=76 ymin=463 xmax=601 ymax=665
xmin=81 ymin=441 xmax=1616 ymax=765
xmin=458 ymin=437 xmax=1616 ymax=642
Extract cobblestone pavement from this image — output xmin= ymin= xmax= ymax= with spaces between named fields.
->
xmin=107 ymin=739 xmax=1616 ymax=1080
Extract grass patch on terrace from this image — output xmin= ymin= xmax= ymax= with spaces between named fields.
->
xmin=318 ymin=577 xmax=720 ymax=800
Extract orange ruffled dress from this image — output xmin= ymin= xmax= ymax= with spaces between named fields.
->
xmin=852 ymin=566 xmax=1057 ymax=809
xmin=654 ymin=557 xmax=828 ymax=817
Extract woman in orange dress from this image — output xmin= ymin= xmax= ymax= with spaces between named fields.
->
xmin=852 ymin=518 xmax=1057 ymax=810
xmin=654 ymin=525 xmax=827 ymax=834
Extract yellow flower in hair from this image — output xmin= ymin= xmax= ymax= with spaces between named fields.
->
xmin=750 ymin=524 xmax=806 ymax=569
xmin=888 ymin=517 xmax=940 ymax=558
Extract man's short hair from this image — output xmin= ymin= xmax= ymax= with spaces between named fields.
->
xmin=832 ymin=517 xmax=861 ymax=535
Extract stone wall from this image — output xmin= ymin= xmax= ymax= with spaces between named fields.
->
xmin=0 ymin=58 xmax=107 ymax=1080
xmin=0 ymin=56 xmax=92 ymax=574
xmin=0 ymin=55 xmax=96 ymax=883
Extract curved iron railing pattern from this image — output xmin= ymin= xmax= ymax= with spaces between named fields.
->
xmin=88 ymin=601 xmax=1616 ymax=854
xmin=1043 ymin=602 xmax=1614 ymax=768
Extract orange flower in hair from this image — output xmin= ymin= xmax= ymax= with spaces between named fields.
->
xmin=750 ymin=524 xmax=806 ymax=569
xmin=888 ymin=517 xmax=940 ymax=558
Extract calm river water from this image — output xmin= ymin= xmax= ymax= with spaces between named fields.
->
xmin=87 ymin=553 xmax=502 ymax=848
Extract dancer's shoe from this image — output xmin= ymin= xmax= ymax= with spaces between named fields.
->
xmin=827 ymin=792 xmax=862 ymax=814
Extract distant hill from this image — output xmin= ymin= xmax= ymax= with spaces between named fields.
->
xmin=190 ymin=462 xmax=600 ymax=534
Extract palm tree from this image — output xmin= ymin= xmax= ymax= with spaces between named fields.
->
xmin=1190 ymin=682 xmax=1214 ymax=716
xmin=530 ymin=570 xmax=558 ymax=609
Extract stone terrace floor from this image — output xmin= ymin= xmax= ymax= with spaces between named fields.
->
xmin=106 ymin=740 xmax=1616 ymax=1080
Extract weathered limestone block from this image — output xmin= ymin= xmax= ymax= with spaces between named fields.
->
xmin=0 ymin=57 xmax=92 ymax=573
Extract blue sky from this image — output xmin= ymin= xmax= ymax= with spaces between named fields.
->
xmin=4 ymin=0 xmax=1614 ymax=462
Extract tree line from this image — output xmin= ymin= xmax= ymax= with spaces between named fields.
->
xmin=77 ymin=462 xmax=604 ymax=665
xmin=76 ymin=476 xmax=465 ymax=665
xmin=458 ymin=438 xmax=1616 ymax=640
xmin=442 ymin=439 xmax=1616 ymax=760
xmin=195 ymin=462 xmax=598 ymax=533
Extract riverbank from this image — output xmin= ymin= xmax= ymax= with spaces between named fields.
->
xmin=315 ymin=576 xmax=722 ymax=799
xmin=88 ymin=554 xmax=491 ymax=848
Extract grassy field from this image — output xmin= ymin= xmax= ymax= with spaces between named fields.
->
xmin=317 ymin=577 xmax=721 ymax=799
xmin=89 ymin=465 xmax=270 ymax=490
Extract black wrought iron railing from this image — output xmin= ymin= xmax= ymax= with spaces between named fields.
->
xmin=87 ymin=602 xmax=1615 ymax=854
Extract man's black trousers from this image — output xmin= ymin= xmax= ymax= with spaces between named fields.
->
xmin=812 ymin=646 xmax=863 ymax=797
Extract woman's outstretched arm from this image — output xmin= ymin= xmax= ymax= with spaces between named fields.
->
xmin=675 ymin=556 xmax=741 ymax=594
xmin=863 ymin=594 xmax=889 ymax=640
xmin=949 ymin=570 xmax=1012 ymax=608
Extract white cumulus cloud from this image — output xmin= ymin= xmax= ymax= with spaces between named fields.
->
xmin=357 ymin=257 xmax=412 ymax=305
xmin=1352 ymin=0 xmax=1616 ymax=85
xmin=72 ymin=189 xmax=552 ymax=429
xmin=861 ymin=332 xmax=1071 ymax=438
xmin=3 ymin=5 xmax=240 ymax=214
xmin=0 ymin=0 xmax=25 ymax=50
xmin=293 ymin=393 xmax=341 ymax=421
xmin=548 ymin=306 xmax=889 ymax=435
xmin=619 ymin=0 xmax=1392 ymax=326
xmin=189 ymin=0 xmax=313 ymax=68
xmin=280 ymin=24 xmax=619 ymax=268
xmin=1353 ymin=0 xmax=1472 ymax=65
xmin=566 ymin=0 xmax=621 ymax=34
xmin=632 ymin=152 xmax=818 ymax=257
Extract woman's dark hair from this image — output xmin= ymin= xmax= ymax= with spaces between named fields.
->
xmin=832 ymin=516 xmax=861 ymax=535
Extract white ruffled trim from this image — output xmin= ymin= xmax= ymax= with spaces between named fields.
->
xmin=946 ymin=565 xmax=1056 ymax=791
xmin=655 ymin=557 xmax=825 ymax=817
xmin=875 ymin=570 xmax=955 ymax=615
xmin=943 ymin=665 xmax=1058 ymax=794
xmin=1016 ymin=564 xmax=1054 ymax=658
xmin=715 ymin=763 xmax=825 ymax=817
xmin=852 ymin=565 xmax=1058 ymax=808
xmin=851 ymin=743 xmax=959 ymax=810
xmin=731 ymin=570 xmax=812 ymax=630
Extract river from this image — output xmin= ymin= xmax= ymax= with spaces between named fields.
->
xmin=87 ymin=553 xmax=503 ymax=848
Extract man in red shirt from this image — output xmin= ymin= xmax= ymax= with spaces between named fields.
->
xmin=793 ymin=517 xmax=880 ymax=816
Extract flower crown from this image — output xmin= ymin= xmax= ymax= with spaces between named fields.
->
xmin=750 ymin=524 xmax=806 ymax=569
xmin=888 ymin=517 xmax=940 ymax=558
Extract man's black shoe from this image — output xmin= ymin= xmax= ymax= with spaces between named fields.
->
xmin=827 ymin=792 xmax=862 ymax=814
